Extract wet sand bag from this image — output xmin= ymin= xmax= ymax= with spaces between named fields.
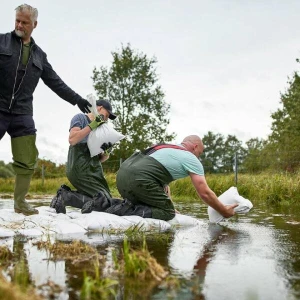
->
xmin=208 ymin=186 xmax=253 ymax=223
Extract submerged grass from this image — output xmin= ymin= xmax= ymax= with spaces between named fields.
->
xmin=0 ymin=245 xmax=13 ymax=263
xmin=81 ymin=259 xmax=118 ymax=300
xmin=0 ymin=272 xmax=42 ymax=300
xmin=114 ymin=237 xmax=168 ymax=281
xmin=34 ymin=239 xmax=98 ymax=262
xmin=0 ymin=244 xmax=42 ymax=300
xmin=0 ymin=235 xmax=180 ymax=299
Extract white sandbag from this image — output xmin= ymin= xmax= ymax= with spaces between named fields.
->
xmin=86 ymin=212 xmax=134 ymax=231
xmin=86 ymin=94 xmax=99 ymax=117
xmin=53 ymin=219 xmax=86 ymax=235
xmin=0 ymin=209 xmax=25 ymax=222
xmin=121 ymin=216 xmax=171 ymax=232
xmin=168 ymin=214 xmax=203 ymax=227
xmin=86 ymin=94 xmax=125 ymax=157
xmin=87 ymin=123 xmax=125 ymax=157
xmin=142 ymin=218 xmax=171 ymax=232
xmin=0 ymin=228 xmax=15 ymax=237
xmin=0 ymin=202 xmax=205 ymax=238
xmin=17 ymin=228 xmax=44 ymax=236
xmin=208 ymin=186 xmax=253 ymax=223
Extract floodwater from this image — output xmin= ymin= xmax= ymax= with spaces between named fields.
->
xmin=0 ymin=198 xmax=300 ymax=300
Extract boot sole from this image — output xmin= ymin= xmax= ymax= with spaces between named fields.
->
xmin=15 ymin=208 xmax=39 ymax=216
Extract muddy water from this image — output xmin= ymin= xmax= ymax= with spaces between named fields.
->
xmin=1 ymin=198 xmax=300 ymax=300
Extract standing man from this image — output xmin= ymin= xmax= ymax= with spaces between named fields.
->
xmin=0 ymin=4 xmax=91 ymax=215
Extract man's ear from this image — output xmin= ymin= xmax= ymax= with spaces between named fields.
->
xmin=182 ymin=141 xmax=194 ymax=152
xmin=34 ymin=21 xmax=37 ymax=29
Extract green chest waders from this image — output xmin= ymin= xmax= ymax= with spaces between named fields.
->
xmin=11 ymin=135 xmax=39 ymax=215
xmin=66 ymin=143 xmax=111 ymax=199
xmin=116 ymin=152 xmax=175 ymax=221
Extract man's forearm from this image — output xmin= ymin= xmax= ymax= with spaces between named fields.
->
xmin=42 ymin=59 xmax=81 ymax=105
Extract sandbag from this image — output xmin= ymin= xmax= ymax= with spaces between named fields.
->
xmin=86 ymin=94 xmax=125 ymax=157
xmin=208 ymin=186 xmax=253 ymax=223
xmin=87 ymin=123 xmax=125 ymax=157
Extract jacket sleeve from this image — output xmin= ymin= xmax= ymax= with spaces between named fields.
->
xmin=40 ymin=53 xmax=82 ymax=106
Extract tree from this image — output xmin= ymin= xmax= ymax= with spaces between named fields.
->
xmin=92 ymin=44 xmax=175 ymax=160
xmin=221 ymin=135 xmax=247 ymax=173
xmin=33 ymin=159 xmax=66 ymax=179
xmin=268 ymin=67 xmax=300 ymax=172
xmin=201 ymin=132 xmax=225 ymax=173
xmin=241 ymin=138 xmax=269 ymax=173
xmin=201 ymin=132 xmax=246 ymax=173
xmin=0 ymin=161 xmax=14 ymax=178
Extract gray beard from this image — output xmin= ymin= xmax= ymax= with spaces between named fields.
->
xmin=15 ymin=30 xmax=25 ymax=38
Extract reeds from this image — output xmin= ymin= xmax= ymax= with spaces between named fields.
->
xmin=169 ymin=173 xmax=300 ymax=205
xmin=0 ymin=245 xmax=42 ymax=300
xmin=1 ymin=172 xmax=300 ymax=204
xmin=81 ymin=259 xmax=118 ymax=300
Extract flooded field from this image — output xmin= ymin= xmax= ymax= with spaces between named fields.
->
xmin=0 ymin=197 xmax=300 ymax=299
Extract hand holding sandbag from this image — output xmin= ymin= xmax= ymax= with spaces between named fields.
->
xmin=101 ymin=142 xmax=113 ymax=155
xmin=88 ymin=114 xmax=106 ymax=131
xmin=87 ymin=123 xmax=125 ymax=157
xmin=77 ymin=98 xmax=92 ymax=114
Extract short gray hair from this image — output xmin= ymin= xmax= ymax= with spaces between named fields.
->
xmin=15 ymin=4 xmax=38 ymax=22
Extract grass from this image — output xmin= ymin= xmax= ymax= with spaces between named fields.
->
xmin=0 ymin=233 xmax=181 ymax=299
xmin=1 ymin=172 xmax=300 ymax=205
xmin=0 ymin=245 xmax=42 ymax=300
xmin=0 ymin=245 xmax=13 ymax=263
xmin=113 ymin=237 xmax=168 ymax=281
xmin=169 ymin=172 xmax=300 ymax=205
xmin=34 ymin=239 xmax=99 ymax=262
xmin=0 ymin=174 xmax=120 ymax=197
xmin=81 ymin=259 xmax=118 ymax=300
xmin=0 ymin=271 xmax=42 ymax=300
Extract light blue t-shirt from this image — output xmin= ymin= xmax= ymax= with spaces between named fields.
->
xmin=149 ymin=146 xmax=204 ymax=180
xmin=69 ymin=113 xmax=90 ymax=144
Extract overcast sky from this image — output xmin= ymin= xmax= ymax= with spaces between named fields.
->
xmin=1 ymin=0 xmax=300 ymax=164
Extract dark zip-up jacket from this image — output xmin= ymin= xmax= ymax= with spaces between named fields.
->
xmin=0 ymin=31 xmax=82 ymax=115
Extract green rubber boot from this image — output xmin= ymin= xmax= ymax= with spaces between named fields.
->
xmin=14 ymin=174 xmax=38 ymax=215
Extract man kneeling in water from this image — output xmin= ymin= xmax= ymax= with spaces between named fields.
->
xmin=80 ymin=135 xmax=238 ymax=221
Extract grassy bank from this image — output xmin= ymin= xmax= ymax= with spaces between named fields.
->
xmin=1 ymin=173 xmax=299 ymax=205
xmin=170 ymin=173 xmax=300 ymax=205
xmin=0 ymin=173 xmax=119 ymax=198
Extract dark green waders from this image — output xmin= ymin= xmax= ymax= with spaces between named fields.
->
xmin=116 ymin=152 xmax=175 ymax=221
xmin=51 ymin=143 xmax=115 ymax=214
xmin=11 ymin=135 xmax=39 ymax=215
xmin=50 ymin=143 xmax=112 ymax=213
xmin=66 ymin=143 xmax=111 ymax=198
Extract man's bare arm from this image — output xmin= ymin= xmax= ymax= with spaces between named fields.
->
xmin=69 ymin=126 xmax=91 ymax=146
xmin=190 ymin=173 xmax=238 ymax=218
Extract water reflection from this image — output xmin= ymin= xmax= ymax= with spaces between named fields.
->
xmin=0 ymin=199 xmax=300 ymax=299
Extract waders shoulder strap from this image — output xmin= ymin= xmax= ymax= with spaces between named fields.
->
xmin=142 ymin=143 xmax=188 ymax=156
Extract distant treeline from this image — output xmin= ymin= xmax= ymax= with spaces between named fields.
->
xmin=1 ymin=51 xmax=300 ymax=178
xmin=0 ymin=159 xmax=66 ymax=179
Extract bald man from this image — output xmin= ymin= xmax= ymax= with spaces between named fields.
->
xmin=82 ymin=135 xmax=238 ymax=221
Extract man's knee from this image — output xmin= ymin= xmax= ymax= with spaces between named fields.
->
xmin=151 ymin=208 xmax=175 ymax=221
xmin=11 ymin=135 xmax=38 ymax=175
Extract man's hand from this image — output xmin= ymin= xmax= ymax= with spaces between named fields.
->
xmin=222 ymin=203 xmax=239 ymax=218
xmin=77 ymin=98 xmax=92 ymax=114
xmin=88 ymin=115 xmax=106 ymax=131
xmin=100 ymin=142 xmax=113 ymax=155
